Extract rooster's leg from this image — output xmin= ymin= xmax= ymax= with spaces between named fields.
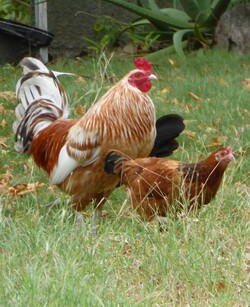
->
xmin=91 ymin=209 xmax=100 ymax=237
xmin=91 ymin=196 xmax=107 ymax=236
xmin=75 ymin=211 xmax=86 ymax=232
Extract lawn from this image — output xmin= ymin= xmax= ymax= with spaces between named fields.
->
xmin=0 ymin=49 xmax=249 ymax=306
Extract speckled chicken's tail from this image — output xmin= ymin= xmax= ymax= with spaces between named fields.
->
xmin=13 ymin=57 xmax=72 ymax=153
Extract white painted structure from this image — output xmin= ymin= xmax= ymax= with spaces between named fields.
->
xmin=34 ymin=0 xmax=48 ymax=63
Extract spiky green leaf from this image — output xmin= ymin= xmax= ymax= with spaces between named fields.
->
xmin=204 ymin=0 xmax=232 ymax=26
xmin=104 ymin=0 xmax=194 ymax=30
xmin=160 ymin=8 xmax=191 ymax=24
xmin=173 ymin=29 xmax=193 ymax=57
xmin=178 ymin=0 xmax=200 ymax=21
xmin=148 ymin=0 xmax=159 ymax=11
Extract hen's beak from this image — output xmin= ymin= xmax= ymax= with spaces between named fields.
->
xmin=227 ymin=153 xmax=236 ymax=162
xmin=148 ymin=74 xmax=157 ymax=81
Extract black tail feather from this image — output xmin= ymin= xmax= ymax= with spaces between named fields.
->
xmin=149 ymin=114 xmax=185 ymax=157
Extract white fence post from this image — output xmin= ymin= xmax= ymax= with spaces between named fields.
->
xmin=34 ymin=0 xmax=48 ymax=63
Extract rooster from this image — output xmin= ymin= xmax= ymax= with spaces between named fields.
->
xmin=105 ymin=147 xmax=235 ymax=223
xmin=13 ymin=57 xmax=184 ymax=234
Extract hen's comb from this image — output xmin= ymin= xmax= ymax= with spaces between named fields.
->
xmin=134 ymin=58 xmax=152 ymax=74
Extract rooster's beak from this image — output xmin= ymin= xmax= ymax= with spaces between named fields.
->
xmin=148 ymin=74 xmax=157 ymax=81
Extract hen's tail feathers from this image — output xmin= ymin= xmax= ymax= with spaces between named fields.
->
xmin=104 ymin=151 xmax=129 ymax=178
xmin=149 ymin=114 xmax=185 ymax=157
xmin=14 ymin=57 xmax=74 ymax=153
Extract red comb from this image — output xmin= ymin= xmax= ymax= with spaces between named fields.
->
xmin=133 ymin=58 xmax=152 ymax=74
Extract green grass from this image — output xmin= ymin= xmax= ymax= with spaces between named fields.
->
xmin=0 ymin=50 xmax=249 ymax=306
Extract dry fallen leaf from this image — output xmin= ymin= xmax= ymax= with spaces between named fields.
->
xmin=216 ymin=281 xmax=226 ymax=292
xmin=206 ymin=142 xmax=223 ymax=148
xmin=101 ymin=210 xmax=108 ymax=218
xmin=0 ymin=91 xmax=16 ymax=101
xmin=159 ymin=86 xmax=171 ymax=95
xmin=0 ymin=167 xmax=13 ymax=194
xmin=0 ymin=167 xmax=13 ymax=182
xmin=0 ymin=180 xmax=9 ymax=194
xmin=171 ymin=98 xmax=181 ymax=106
xmin=8 ymin=182 xmax=45 ymax=196
xmin=74 ymin=105 xmax=86 ymax=116
xmin=73 ymin=76 xmax=87 ymax=84
xmin=207 ymin=136 xmax=228 ymax=148
xmin=240 ymin=60 xmax=248 ymax=69
xmin=0 ymin=105 xmax=5 ymax=113
xmin=182 ymin=130 xmax=196 ymax=139
xmin=23 ymin=163 xmax=32 ymax=174
xmin=0 ymin=120 xmax=7 ymax=128
xmin=241 ymin=78 xmax=250 ymax=90
xmin=212 ymin=117 xmax=222 ymax=127
xmin=32 ymin=211 xmax=40 ymax=224
xmin=0 ymin=138 xmax=8 ymax=148
xmin=237 ymin=148 xmax=247 ymax=156
xmin=168 ymin=59 xmax=177 ymax=67
xmin=1 ymin=167 xmax=13 ymax=182
xmin=188 ymin=91 xmax=202 ymax=102
xmin=219 ymin=78 xmax=228 ymax=86
xmin=123 ymin=244 xmax=132 ymax=255
xmin=110 ymin=236 xmax=129 ymax=244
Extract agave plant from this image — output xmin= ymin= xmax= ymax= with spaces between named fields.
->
xmin=103 ymin=0 xmax=232 ymax=56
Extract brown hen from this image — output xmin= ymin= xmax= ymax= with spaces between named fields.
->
xmin=105 ymin=147 xmax=235 ymax=222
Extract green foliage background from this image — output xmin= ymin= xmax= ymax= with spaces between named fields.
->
xmin=0 ymin=0 xmax=30 ymax=24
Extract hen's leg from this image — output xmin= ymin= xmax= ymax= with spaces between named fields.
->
xmin=91 ymin=210 xmax=100 ymax=237
xmin=46 ymin=198 xmax=61 ymax=208
xmin=75 ymin=211 xmax=86 ymax=232
xmin=156 ymin=215 xmax=168 ymax=232
xmin=46 ymin=198 xmax=71 ymax=209
xmin=72 ymin=198 xmax=90 ymax=233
